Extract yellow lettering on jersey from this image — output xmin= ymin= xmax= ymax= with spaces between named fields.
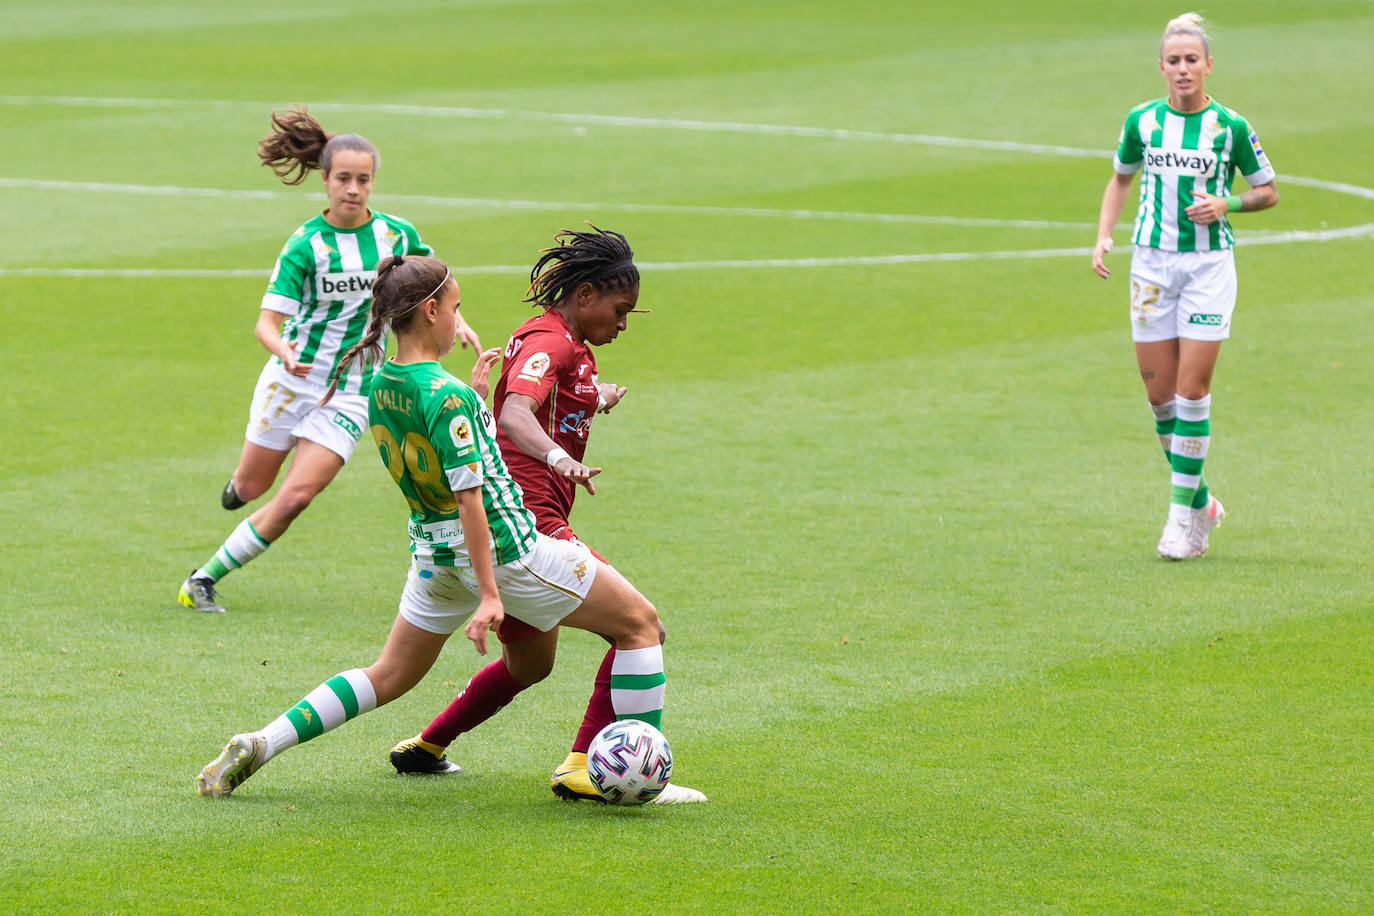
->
xmin=374 ymin=389 xmax=413 ymax=414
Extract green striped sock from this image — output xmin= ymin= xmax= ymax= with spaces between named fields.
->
xmin=1152 ymin=399 xmax=1209 ymax=509
xmin=1169 ymin=395 xmax=1211 ymax=509
xmin=260 ymin=668 xmax=378 ymax=760
xmin=609 ymin=646 xmax=665 ymax=730
xmin=197 ymin=519 xmax=270 ymax=583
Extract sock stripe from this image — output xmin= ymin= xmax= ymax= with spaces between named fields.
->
xmin=617 ymin=709 xmax=663 ymax=729
xmin=286 ymin=700 xmax=324 ymax=741
xmin=609 ymin=672 xmax=666 ymax=691
xmin=326 ymin=674 xmax=359 ymax=720
xmin=245 ymin=519 xmax=270 ymax=547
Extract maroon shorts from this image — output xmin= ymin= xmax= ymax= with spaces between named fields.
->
xmin=497 ymin=525 xmax=609 ymax=644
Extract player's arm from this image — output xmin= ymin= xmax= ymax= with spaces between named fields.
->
xmin=254 ymin=309 xmax=312 ymax=376
xmin=499 ymin=393 xmax=601 ymax=495
xmin=1092 ymin=171 xmax=1135 ymax=279
xmin=456 ymin=485 xmax=504 ymax=655
xmin=1186 ymin=181 xmax=1279 ymax=225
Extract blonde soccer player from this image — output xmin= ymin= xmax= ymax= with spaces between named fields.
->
xmin=1092 ymin=12 xmax=1278 ymax=559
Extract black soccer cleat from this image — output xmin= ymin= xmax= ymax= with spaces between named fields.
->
xmin=220 ymin=479 xmax=246 ymax=510
xmin=389 ymin=735 xmax=462 ymax=775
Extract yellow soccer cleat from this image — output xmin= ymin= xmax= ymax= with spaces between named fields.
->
xmin=550 ymin=751 xmax=606 ymax=802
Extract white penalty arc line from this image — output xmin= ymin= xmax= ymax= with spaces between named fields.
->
xmin=4 ymin=225 xmax=1370 ymax=279
xmin=0 ymin=177 xmax=1096 ymax=231
xmin=4 ymin=94 xmax=1374 ymax=202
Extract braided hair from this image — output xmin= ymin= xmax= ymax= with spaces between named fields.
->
xmin=321 ymin=254 xmax=450 ymax=405
xmin=258 ymin=106 xmax=380 ymax=186
xmin=524 ymin=224 xmax=638 ymax=309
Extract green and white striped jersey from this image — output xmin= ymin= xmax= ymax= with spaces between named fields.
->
xmin=369 ymin=359 xmax=538 ymax=567
xmin=262 ymin=211 xmax=432 ymax=395
xmin=1114 ymin=98 xmax=1276 ymax=252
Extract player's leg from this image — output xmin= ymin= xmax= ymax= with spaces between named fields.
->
xmin=390 ymin=626 xmax=559 ymax=774
xmin=197 ymin=615 xmax=449 ymax=797
xmin=223 ymin=440 xmax=289 ymax=508
xmin=1175 ymin=250 xmax=1235 ymax=556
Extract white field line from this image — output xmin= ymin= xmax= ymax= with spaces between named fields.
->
xmin=0 ymin=177 xmax=1096 ymax=230
xmin=4 ymin=224 xmax=1370 ymax=279
xmin=3 ymin=93 xmax=1373 ymax=202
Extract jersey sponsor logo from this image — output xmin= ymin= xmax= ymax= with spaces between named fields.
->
xmin=479 ymin=406 xmax=495 ymax=435
xmin=559 ymin=409 xmax=591 ymax=438
xmin=517 ymin=352 xmax=551 ymax=384
xmin=316 ymin=270 xmax=376 ymax=299
xmin=333 ymin=412 xmax=362 ymax=440
xmin=574 ymin=382 xmax=598 ymax=396
xmin=1189 ymin=313 xmax=1224 ymax=326
xmin=1145 ymin=147 xmax=1217 ymax=178
xmin=450 ymin=415 xmax=474 ymax=449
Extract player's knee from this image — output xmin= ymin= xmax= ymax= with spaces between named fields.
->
xmin=503 ymin=645 xmax=555 ymax=687
xmin=273 ymin=485 xmax=318 ymax=520
xmin=626 ymin=596 xmax=659 ymax=644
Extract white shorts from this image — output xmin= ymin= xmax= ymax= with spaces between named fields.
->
xmin=244 ymin=360 xmax=367 ymax=460
xmin=1128 ymin=245 xmax=1237 ymax=342
xmin=398 ymin=533 xmax=599 ymax=635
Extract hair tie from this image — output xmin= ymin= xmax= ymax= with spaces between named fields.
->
xmin=393 ymin=253 xmax=404 ymax=267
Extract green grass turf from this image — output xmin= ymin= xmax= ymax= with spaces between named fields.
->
xmin=2 ymin=0 xmax=1372 ymax=912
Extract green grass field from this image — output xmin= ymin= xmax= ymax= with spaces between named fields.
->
xmin=2 ymin=1 xmax=1371 ymax=912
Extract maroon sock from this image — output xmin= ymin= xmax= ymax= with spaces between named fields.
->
xmin=421 ymin=659 xmax=524 ymax=746
xmin=571 ymin=647 xmax=617 ymax=753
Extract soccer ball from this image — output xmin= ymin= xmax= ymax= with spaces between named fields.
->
xmin=586 ymin=720 xmax=673 ymax=805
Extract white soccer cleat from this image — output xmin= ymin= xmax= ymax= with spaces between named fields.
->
xmin=1187 ymin=495 xmax=1226 ymax=557
xmin=1156 ymin=512 xmax=1198 ymax=561
xmin=197 ymin=733 xmax=267 ymax=797
xmin=652 ymin=782 xmax=707 ymax=804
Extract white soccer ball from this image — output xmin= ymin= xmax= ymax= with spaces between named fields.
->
xmin=586 ymin=720 xmax=673 ymax=805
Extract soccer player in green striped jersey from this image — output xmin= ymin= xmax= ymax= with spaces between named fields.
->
xmin=177 ymin=108 xmax=479 ymax=612
xmin=1091 ymin=13 xmax=1278 ymax=560
xmin=197 ymin=254 xmax=681 ymax=800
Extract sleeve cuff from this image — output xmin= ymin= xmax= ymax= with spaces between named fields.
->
xmin=1113 ymin=156 xmax=1142 ymax=175
xmin=261 ymin=292 xmax=299 ymax=315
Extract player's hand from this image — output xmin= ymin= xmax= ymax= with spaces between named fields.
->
xmin=1186 ymin=189 xmax=1227 ymax=225
xmin=1091 ymin=237 xmax=1114 ymax=279
xmin=469 ymin=347 xmax=501 ymax=401
xmin=597 ymin=383 xmax=628 ymax=414
xmin=552 ymin=456 xmax=602 ymax=495
xmin=463 ymin=596 xmax=504 ymax=655
xmin=456 ymin=319 xmax=482 ymax=351
xmin=282 ymin=339 xmax=314 ymax=377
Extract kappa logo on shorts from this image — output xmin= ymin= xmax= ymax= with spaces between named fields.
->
xmin=1189 ymin=313 xmax=1224 ymax=326
xmin=573 ymin=560 xmax=587 ymax=583
xmin=333 ymin=413 xmax=362 ymax=440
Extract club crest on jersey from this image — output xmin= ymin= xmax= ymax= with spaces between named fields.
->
xmin=517 ymin=352 xmax=551 ymax=384
xmin=450 ymin=415 xmax=474 ymax=449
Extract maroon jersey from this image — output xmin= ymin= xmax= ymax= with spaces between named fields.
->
xmin=493 ymin=310 xmax=600 ymax=533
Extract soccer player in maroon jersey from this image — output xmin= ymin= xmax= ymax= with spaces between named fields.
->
xmin=388 ymin=226 xmax=705 ymax=804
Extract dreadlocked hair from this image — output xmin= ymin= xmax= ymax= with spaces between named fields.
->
xmin=258 ymin=106 xmax=380 ymax=186
xmin=321 ymin=254 xmax=449 ymax=405
xmin=523 ymin=224 xmax=638 ymax=309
